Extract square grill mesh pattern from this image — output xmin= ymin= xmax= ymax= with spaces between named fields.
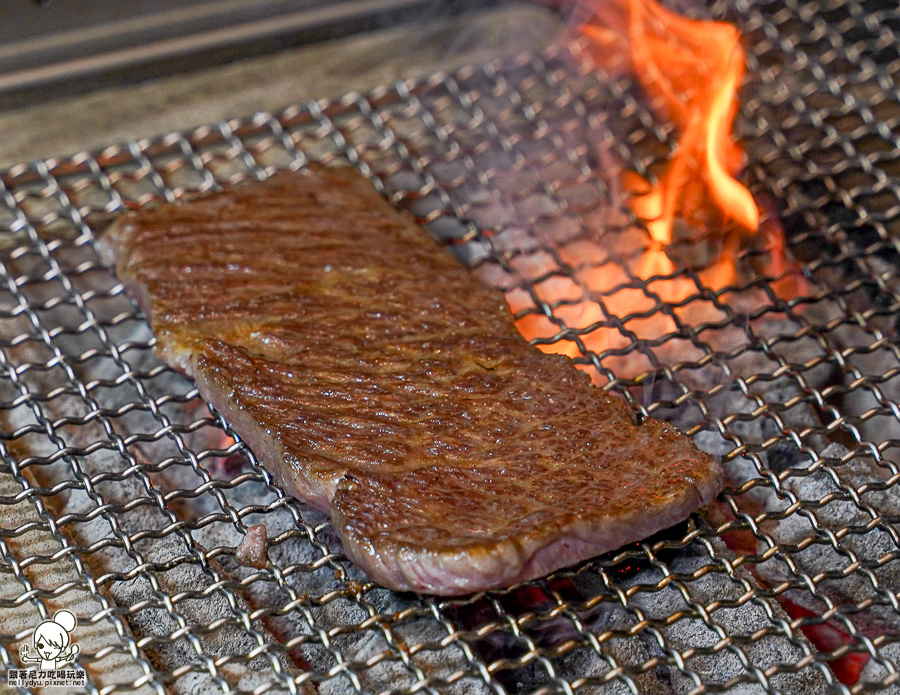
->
xmin=0 ymin=0 xmax=899 ymax=693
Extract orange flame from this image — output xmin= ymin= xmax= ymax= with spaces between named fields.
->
xmin=581 ymin=0 xmax=759 ymax=243
xmin=482 ymin=1 xmax=811 ymax=385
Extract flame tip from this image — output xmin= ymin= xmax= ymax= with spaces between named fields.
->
xmin=579 ymin=0 xmax=761 ymax=248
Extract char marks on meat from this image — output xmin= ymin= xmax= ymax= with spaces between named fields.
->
xmin=100 ymin=165 xmax=722 ymax=595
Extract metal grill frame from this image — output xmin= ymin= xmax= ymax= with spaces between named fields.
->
xmin=0 ymin=2 xmax=899 ymax=693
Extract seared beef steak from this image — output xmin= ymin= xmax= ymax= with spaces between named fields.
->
xmin=101 ymin=166 xmax=722 ymax=595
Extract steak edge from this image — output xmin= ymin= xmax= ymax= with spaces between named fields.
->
xmin=100 ymin=165 xmax=723 ymax=595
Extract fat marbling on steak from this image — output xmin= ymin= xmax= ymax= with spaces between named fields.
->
xmin=100 ymin=165 xmax=723 ymax=595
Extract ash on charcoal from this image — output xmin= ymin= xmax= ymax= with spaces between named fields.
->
xmin=756 ymin=442 xmax=900 ymax=646
xmin=836 ymin=338 xmax=900 ymax=469
xmin=858 ymin=639 xmax=900 ymax=694
xmin=681 ymin=376 xmax=824 ymax=518
xmin=315 ymin=610 xmax=493 ymax=695
xmin=292 ymin=588 xmax=494 ymax=695
xmin=504 ymin=601 xmax=674 ymax=695
xmin=619 ymin=540 xmax=830 ymax=694
xmin=0 ymin=329 xmax=308 ymax=694
xmin=0 ymin=470 xmax=160 ymax=695
xmin=705 ymin=377 xmax=821 ymax=449
xmin=693 ymin=429 xmax=740 ymax=458
xmin=103 ymin=535 xmax=301 ymax=695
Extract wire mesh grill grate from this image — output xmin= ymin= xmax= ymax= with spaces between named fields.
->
xmin=0 ymin=0 xmax=899 ymax=693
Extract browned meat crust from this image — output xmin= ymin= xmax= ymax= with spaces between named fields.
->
xmin=100 ymin=165 xmax=722 ymax=595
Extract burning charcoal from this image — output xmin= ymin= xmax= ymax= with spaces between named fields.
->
xmin=5 ymin=8 xmax=900 ymax=690
xmin=858 ymin=640 xmax=900 ymax=694
xmin=0 ymin=471 xmax=159 ymax=694
xmin=824 ymin=280 xmax=900 ymax=470
xmin=541 ymin=621 xmax=675 ymax=694
xmin=693 ymin=429 xmax=738 ymax=458
xmin=757 ymin=442 xmax=900 ymax=650
xmin=838 ymin=344 xmax=900 ymax=469
xmin=708 ymin=378 xmax=820 ymax=451
xmin=303 ymin=588 xmax=494 ymax=695
xmin=115 ymin=536 xmax=289 ymax=689
xmin=208 ymin=451 xmax=251 ymax=478
xmin=0 ymin=338 xmax=307 ymax=694
xmin=619 ymin=540 xmax=830 ymax=694
xmin=42 ymin=451 xmax=303 ymax=693
xmin=181 ymin=493 xmax=495 ymax=695
xmin=686 ymin=378 xmax=823 ymax=517
xmin=353 ymin=610 xmax=492 ymax=695
xmin=446 ymin=582 xmax=674 ymax=695
xmin=509 ymin=639 xmax=673 ymax=695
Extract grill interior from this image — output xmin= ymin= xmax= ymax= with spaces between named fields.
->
xmin=1 ymin=0 xmax=900 ymax=692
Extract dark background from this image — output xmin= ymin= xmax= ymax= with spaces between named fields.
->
xmin=0 ymin=0 xmax=507 ymax=107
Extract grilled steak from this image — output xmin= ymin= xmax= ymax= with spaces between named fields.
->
xmin=100 ymin=165 xmax=723 ymax=595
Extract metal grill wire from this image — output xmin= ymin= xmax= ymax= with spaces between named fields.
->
xmin=0 ymin=0 xmax=898 ymax=693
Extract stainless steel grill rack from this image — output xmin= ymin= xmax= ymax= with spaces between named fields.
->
xmin=1 ymin=0 xmax=899 ymax=693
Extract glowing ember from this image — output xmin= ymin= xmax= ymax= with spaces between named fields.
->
xmin=484 ymin=0 xmax=800 ymax=384
xmin=580 ymin=0 xmax=759 ymax=243
xmin=499 ymin=228 xmax=741 ymax=384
